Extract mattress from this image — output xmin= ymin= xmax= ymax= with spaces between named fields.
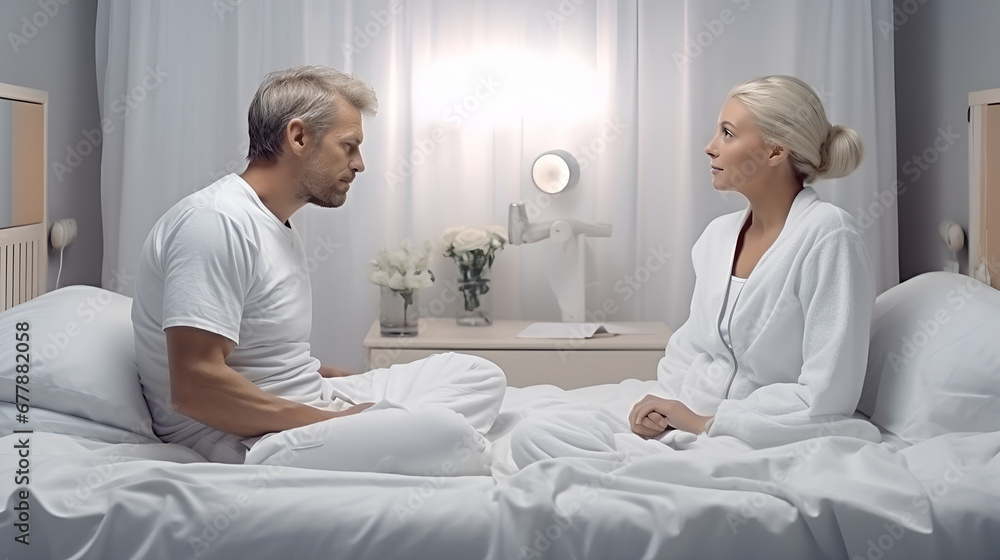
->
xmin=2 ymin=382 xmax=999 ymax=559
xmin=3 ymin=273 xmax=1000 ymax=559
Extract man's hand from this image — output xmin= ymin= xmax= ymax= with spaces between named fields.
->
xmin=318 ymin=363 xmax=357 ymax=378
xmin=321 ymin=402 xmax=376 ymax=419
xmin=628 ymin=395 xmax=713 ymax=438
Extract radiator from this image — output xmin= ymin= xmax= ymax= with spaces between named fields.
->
xmin=0 ymin=222 xmax=47 ymax=312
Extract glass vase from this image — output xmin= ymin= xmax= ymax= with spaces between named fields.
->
xmin=380 ymin=286 xmax=419 ymax=336
xmin=457 ymin=264 xmax=492 ymax=326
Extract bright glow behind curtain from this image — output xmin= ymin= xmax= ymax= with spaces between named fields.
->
xmin=97 ymin=0 xmax=896 ymax=372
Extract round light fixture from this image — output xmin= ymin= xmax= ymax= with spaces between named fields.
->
xmin=531 ymin=150 xmax=580 ymax=194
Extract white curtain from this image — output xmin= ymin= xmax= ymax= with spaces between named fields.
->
xmin=96 ymin=0 xmax=897 ymax=372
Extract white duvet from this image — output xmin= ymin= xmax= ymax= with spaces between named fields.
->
xmin=3 ymin=382 xmax=999 ymax=560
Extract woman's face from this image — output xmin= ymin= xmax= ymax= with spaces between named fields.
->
xmin=704 ymin=97 xmax=774 ymax=193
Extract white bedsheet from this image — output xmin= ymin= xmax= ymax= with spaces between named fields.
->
xmin=3 ymin=384 xmax=999 ymax=559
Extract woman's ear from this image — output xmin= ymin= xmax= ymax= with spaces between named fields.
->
xmin=767 ymin=144 xmax=789 ymax=167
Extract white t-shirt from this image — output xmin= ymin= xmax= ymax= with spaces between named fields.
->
xmin=132 ymin=173 xmax=324 ymax=461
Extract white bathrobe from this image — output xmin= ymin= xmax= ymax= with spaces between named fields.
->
xmin=510 ymin=187 xmax=882 ymax=468
xmin=658 ymin=186 xmax=882 ymax=448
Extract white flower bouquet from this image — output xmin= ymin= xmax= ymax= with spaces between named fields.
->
xmin=368 ymin=238 xmax=435 ymax=293
xmin=441 ymin=225 xmax=508 ymax=271
xmin=370 ymin=239 xmax=434 ymax=335
xmin=441 ymin=226 xmax=507 ymax=323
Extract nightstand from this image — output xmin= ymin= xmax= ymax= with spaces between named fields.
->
xmin=362 ymin=319 xmax=672 ymax=389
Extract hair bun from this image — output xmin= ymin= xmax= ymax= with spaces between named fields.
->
xmin=818 ymin=124 xmax=864 ymax=179
xmin=727 ymin=75 xmax=864 ymax=184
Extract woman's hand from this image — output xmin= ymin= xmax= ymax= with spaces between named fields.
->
xmin=628 ymin=395 xmax=713 ymax=437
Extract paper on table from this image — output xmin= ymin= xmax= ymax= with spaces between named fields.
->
xmin=516 ymin=322 xmax=654 ymax=339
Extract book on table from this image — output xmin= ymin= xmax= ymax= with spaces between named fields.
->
xmin=515 ymin=322 xmax=655 ymax=339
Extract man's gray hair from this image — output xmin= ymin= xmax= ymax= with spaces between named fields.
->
xmin=247 ymin=65 xmax=378 ymax=164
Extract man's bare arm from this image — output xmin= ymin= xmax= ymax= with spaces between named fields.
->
xmin=167 ymin=326 xmax=371 ymax=437
xmin=318 ymin=363 xmax=357 ymax=378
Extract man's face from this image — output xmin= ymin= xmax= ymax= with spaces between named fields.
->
xmin=297 ymin=97 xmax=365 ymax=209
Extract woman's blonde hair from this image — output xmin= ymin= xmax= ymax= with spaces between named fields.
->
xmin=728 ymin=75 xmax=863 ymax=184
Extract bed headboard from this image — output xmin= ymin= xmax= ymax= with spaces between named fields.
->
xmin=969 ymin=88 xmax=1000 ymax=290
xmin=0 ymin=82 xmax=47 ymax=311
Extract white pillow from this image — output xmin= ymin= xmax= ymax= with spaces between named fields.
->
xmin=0 ymin=402 xmax=158 ymax=445
xmin=861 ymin=272 xmax=1000 ymax=444
xmin=0 ymin=286 xmax=156 ymax=441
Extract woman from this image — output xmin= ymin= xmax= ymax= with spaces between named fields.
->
xmin=511 ymin=76 xmax=882 ymax=468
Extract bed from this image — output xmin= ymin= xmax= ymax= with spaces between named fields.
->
xmin=2 ymin=271 xmax=999 ymax=559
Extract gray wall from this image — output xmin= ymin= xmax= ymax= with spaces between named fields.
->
xmin=1 ymin=0 xmax=994 ymax=288
xmin=0 ymin=0 xmax=102 ymax=288
xmin=894 ymin=0 xmax=1000 ymax=280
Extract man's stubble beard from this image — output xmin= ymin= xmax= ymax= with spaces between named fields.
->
xmin=296 ymin=151 xmax=347 ymax=209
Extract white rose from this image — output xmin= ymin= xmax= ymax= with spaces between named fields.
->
xmin=452 ymin=228 xmax=490 ymax=252
xmin=485 ymin=225 xmax=508 ymax=244
xmin=387 ymin=273 xmax=406 ymax=291
xmin=369 ymin=269 xmax=389 ymax=287
xmin=441 ymin=226 xmax=465 ymax=247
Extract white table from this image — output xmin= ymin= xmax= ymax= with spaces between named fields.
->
xmin=362 ymin=319 xmax=672 ymax=389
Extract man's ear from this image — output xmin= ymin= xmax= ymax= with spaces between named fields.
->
xmin=767 ymin=144 xmax=789 ymax=167
xmin=284 ymin=118 xmax=310 ymax=157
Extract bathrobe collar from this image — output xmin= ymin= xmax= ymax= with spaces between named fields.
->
xmin=727 ymin=186 xmax=820 ymax=282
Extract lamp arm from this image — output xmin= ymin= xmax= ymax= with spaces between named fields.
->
xmin=509 ymin=202 xmax=611 ymax=245
xmin=509 ymin=202 xmax=554 ymax=245
xmin=559 ymin=219 xmax=612 ymax=239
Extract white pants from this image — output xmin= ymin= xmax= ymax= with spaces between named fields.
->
xmin=509 ymin=397 xmax=684 ymax=472
xmin=244 ymin=352 xmax=506 ymax=475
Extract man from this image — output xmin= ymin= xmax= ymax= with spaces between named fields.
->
xmin=132 ymin=66 xmax=506 ymax=466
